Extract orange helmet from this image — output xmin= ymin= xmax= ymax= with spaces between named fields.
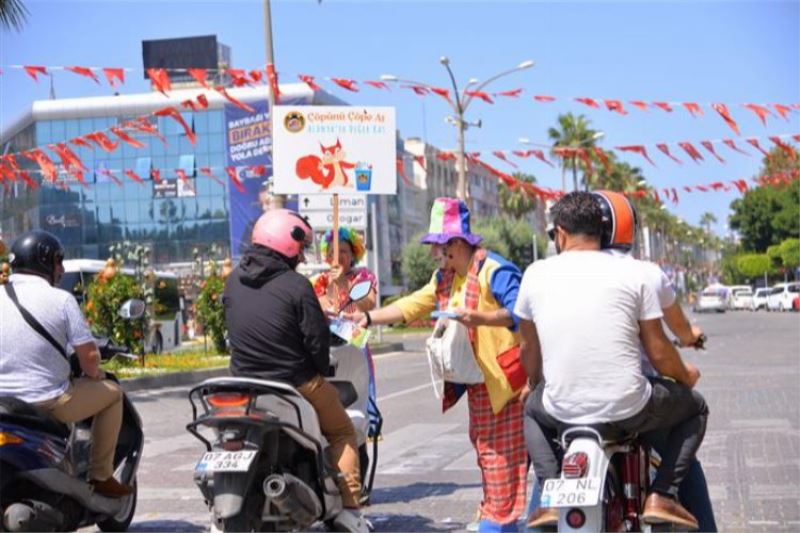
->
xmin=592 ymin=190 xmax=638 ymax=251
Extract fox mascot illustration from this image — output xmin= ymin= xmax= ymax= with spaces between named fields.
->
xmin=295 ymin=139 xmax=356 ymax=189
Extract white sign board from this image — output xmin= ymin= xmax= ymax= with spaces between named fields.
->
xmin=273 ymin=106 xmax=397 ymax=195
xmin=302 ymin=210 xmax=367 ymax=230
xmin=299 ymin=194 xmax=366 ymax=212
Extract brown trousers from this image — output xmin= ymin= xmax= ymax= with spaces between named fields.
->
xmin=36 ymin=378 xmax=123 ymax=481
xmin=297 ymin=375 xmax=361 ymax=508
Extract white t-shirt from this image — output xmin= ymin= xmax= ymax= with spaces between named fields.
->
xmin=515 ymin=250 xmax=663 ymax=424
xmin=0 ymin=274 xmax=94 ymax=403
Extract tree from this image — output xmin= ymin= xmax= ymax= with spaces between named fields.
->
xmin=736 ymin=253 xmax=774 ymax=282
xmin=779 ymin=238 xmax=800 ymax=273
xmin=401 ymin=232 xmax=437 ymax=291
xmin=699 ymin=212 xmax=717 ymax=236
xmin=548 ymin=113 xmax=601 ymax=191
xmin=196 ymin=271 xmax=227 ymax=353
xmin=498 ymin=172 xmax=537 ymax=219
xmin=0 ymin=0 xmax=28 ymax=31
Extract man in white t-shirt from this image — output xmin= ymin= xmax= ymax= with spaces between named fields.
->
xmin=515 ymin=192 xmax=708 ymax=530
xmin=0 ymin=230 xmax=132 ymax=498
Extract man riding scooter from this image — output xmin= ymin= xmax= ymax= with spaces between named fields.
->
xmin=222 ymin=209 xmax=368 ymax=532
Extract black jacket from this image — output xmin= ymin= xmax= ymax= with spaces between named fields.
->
xmin=223 ymin=246 xmax=330 ymax=386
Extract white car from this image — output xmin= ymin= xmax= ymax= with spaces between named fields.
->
xmin=728 ymin=286 xmax=753 ymax=310
xmin=751 ymin=288 xmax=770 ymax=311
xmin=766 ymin=282 xmax=800 ymax=312
xmin=694 ymin=286 xmax=727 ymax=313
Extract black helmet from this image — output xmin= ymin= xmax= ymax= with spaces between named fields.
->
xmin=10 ymin=230 xmax=65 ymax=285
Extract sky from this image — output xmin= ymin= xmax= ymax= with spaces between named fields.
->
xmin=1 ymin=0 xmax=798 ymax=235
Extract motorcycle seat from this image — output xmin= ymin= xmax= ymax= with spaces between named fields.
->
xmin=0 ymin=396 xmax=70 ymax=439
xmin=330 ymin=381 xmax=358 ymax=409
xmin=558 ymin=423 xmax=637 ymax=445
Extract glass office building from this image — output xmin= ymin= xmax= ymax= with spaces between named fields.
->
xmin=0 ymin=85 xmax=344 ymax=265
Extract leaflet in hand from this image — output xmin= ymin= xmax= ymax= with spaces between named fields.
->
xmin=329 ymin=318 xmax=371 ymax=349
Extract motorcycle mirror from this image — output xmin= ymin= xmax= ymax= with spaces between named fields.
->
xmin=118 ymin=299 xmax=146 ymax=320
xmin=348 ymin=281 xmax=372 ymax=303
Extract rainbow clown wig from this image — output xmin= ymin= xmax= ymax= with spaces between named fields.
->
xmin=320 ymin=227 xmax=366 ymax=264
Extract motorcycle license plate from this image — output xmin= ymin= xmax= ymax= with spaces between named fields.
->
xmin=195 ymin=451 xmax=257 ymax=473
xmin=540 ymin=477 xmax=602 ymax=508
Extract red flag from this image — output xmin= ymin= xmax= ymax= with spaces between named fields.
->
xmin=700 ymin=141 xmax=725 ymax=163
xmin=695 ymin=184 xmax=709 ymax=192
xmin=102 ymin=68 xmax=125 ymax=87
xmin=732 ymin=179 xmax=748 ymax=193
xmin=196 ymin=94 xmax=209 ymax=109
xmin=466 ymin=90 xmax=493 ymax=104
xmin=530 ymin=149 xmax=554 ymax=167
xmin=794 ymin=134 xmax=800 ymax=143
xmin=127 ymin=118 xmax=166 ymax=145
xmin=66 ymin=66 xmax=99 ymax=84
xmin=576 ymin=148 xmax=594 ymax=174
xmin=396 ymin=157 xmax=414 ymax=187
xmin=682 ymin=102 xmax=703 ymax=117
xmin=533 ymin=95 xmax=556 ymax=102
xmin=249 ymin=165 xmax=267 ymax=176
xmin=176 ymin=169 xmax=188 ymax=183
xmin=214 ymin=86 xmax=255 ymax=113
xmin=604 ymin=99 xmax=628 ymax=115
xmin=330 ymin=78 xmax=358 ymax=92
xmin=436 ymin=152 xmax=456 ymax=161
xmin=227 ymin=68 xmax=250 ymax=87
xmin=124 ymin=169 xmax=145 ymax=184
xmin=200 ymin=167 xmax=226 ymax=187
xmin=99 ymin=168 xmax=123 ymax=187
xmin=48 ymin=143 xmax=88 ymax=185
xmin=146 ymin=68 xmax=172 ymax=96
xmin=617 ymin=145 xmax=656 ymax=166
xmin=249 ymin=69 xmax=263 ymax=83
xmin=70 ymin=137 xmax=94 ymax=150
xmin=403 ymin=85 xmax=429 ymax=96
xmin=298 ymin=74 xmax=321 ymax=91
xmin=743 ymin=103 xmax=772 ymax=126
xmin=683 ymin=186 xmax=693 ymax=193
xmin=188 ymin=68 xmax=210 ymax=89
xmin=155 ymin=107 xmax=196 ymax=144
xmin=181 ymin=98 xmax=199 ymax=111
xmin=671 ymin=188 xmax=679 ymax=204
xmin=226 ymin=166 xmax=245 ymax=193
xmin=769 ymin=136 xmax=796 ymax=159
xmin=746 ymin=137 xmax=770 ymax=157
xmin=593 ymin=147 xmax=612 ymax=172
xmin=23 ymin=65 xmax=47 ymax=82
xmin=84 ymin=131 xmax=119 ymax=152
xmin=773 ymin=104 xmax=792 ymax=120
xmin=266 ymin=64 xmax=280 ymax=103
xmin=19 ymin=171 xmax=38 ymax=189
xmin=364 ymin=80 xmax=390 ymax=90
xmin=656 ymin=143 xmax=683 ymax=164
xmin=722 ymin=138 xmax=750 ymax=156
xmin=151 ymin=168 xmax=162 ymax=184
xmin=512 ymin=150 xmax=530 ymax=158
xmin=678 ymin=142 xmax=705 ymax=163
xmin=492 ymin=151 xmax=518 ymax=168
xmin=413 ymin=155 xmax=426 ymax=169
xmin=110 ymin=126 xmax=145 ymax=148
xmin=430 ymin=87 xmax=451 ymax=102
xmin=575 ymin=97 xmax=599 ymax=108
xmin=710 ymin=182 xmax=728 ymax=191
xmin=712 ymin=103 xmax=740 ymax=135
xmin=652 ymin=189 xmax=661 ymax=203
xmin=629 ymin=100 xmax=649 ymax=111
xmin=653 ymin=101 xmax=673 ymax=112
xmin=552 ymin=147 xmax=577 ymax=159
xmin=496 ymin=88 xmax=523 ymax=98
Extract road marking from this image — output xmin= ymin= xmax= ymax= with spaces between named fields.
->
xmin=444 ymin=449 xmax=479 ymax=471
xmin=377 ymin=383 xmax=432 ymax=402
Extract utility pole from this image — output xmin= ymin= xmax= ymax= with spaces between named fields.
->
xmin=264 ymin=0 xmax=283 ymax=208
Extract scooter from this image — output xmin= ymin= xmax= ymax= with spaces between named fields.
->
xmin=187 ymin=281 xmax=382 ymax=532
xmin=0 ymin=299 xmax=146 ymax=532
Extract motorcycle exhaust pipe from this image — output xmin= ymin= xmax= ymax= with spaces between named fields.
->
xmin=262 ymin=474 xmax=319 ymax=528
xmin=3 ymin=501 xmax=63 ymax=532
xmin=263 ymin=475 xmax=287 ymax=499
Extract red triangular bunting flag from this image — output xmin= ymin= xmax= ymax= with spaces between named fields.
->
xmin=530 ymin=149 xmax=554 ymax=167
xmin=146 ymin=68 xmax=172 ymax=96
xmin=396 ymin=157 xmax=413 ymax=187
xmin=151 ymin=168 xmax=162 ymax=184
xmin=330 ymin=78 xmax=359 ymax=92
xmin=656 ymin=143 xmax=683 ymax=164
xmin=616 ymin=145 xmax=656 ymax=166
xmin=769 ymin=136 xmax=796 ymax=159
xmin=700 ymin=141 xmax=725 ymax=163
xmin=176 ymin=169 xmax=188 ymax=183
xmin=126 ymin=118 xmax=166 ymax=146
xmin=575 ymin=97 xmax=599 ymax=108
xmin=155 ymin=107 xmax=196 ymax=144
xmin=84 ymin=131 xmax=119 ymax=152
xmin=722 ymin=138 xmax=750 ymax=155
xmin=214 ymin=86 xmax=255 ymax=113
xmin=496 ymin=88 xmax=523 ymax=98
xmin=604 ymin=99 xmax=628 ymax=115
xmin=533 ymin=95 xmax=556 ymax=102
xmin=593 ymin=147 xmax=613 ymax=172
xmin=23 ymin=65 xmax=47 ymax=82
xmin=188 ymin=68 xmax=210 ymax=89
xmin=99 ymin=168 xmax=123 ymax=187
xmin=732 ymin=179 xmax=748 ymax=193
xmin=678 ymin=142 xmax=705 ymax=163
xmin=70 ymin=137 xmax=94 ymax=150
xmin=249 ymin=69 xmax=263 ymax=83
xmin=712 ymin=103 xmax=740 ymax=135
xmin=66 ymin=66 xmax=99 ymax=84
xmin=227 ymin=68 xmax=250 ymax=87
xmin=403 ymin=85 xmax=429 ymax=96
xmin=629 ymin=100 xmax=649 ymax=111
xmin=226 ymin=166 xmax=245 ymax=193
xmin=682 ymin=102 xmax=703 ymax=117
xmin=110 ymin=126 xmax=145 ymax=148
xmin=102 ymin=68 xmax=125 ymax=87
xmin=436 ymin=152 xmax=456 ymax=161
xmin=773 ymin=104 xmax=792 ymax=120
xmin=266 ymin=64 xmax=280 ymax=103
xmin=743 ymin=103 xmax=773 ymax=126
xmin=465 ymin=90 xmax=493 ymax=103
xmin=492 ymin=151 xmax=518 ymax=168
xmin=298 ymin=74 xmax=321 ymax=91
xmin=746 ymin=138 xmax=770 ymax=157
xmin=430 ymin=87 xmax=451 ymax=102
xmin=124 ymin=169 xmax=145 ymax=184
xmin=364 ymin=80 xmax=390 ymax=90
xmin=200 ymin=167 xmax=226 ymax=187
xmin=653 ymin=102 xmax=673 ymax=112
xmin=413 ymin=155 xmax=426 ymax=169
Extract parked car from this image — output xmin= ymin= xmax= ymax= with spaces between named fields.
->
xmin=793 ymin=294 xmax=800 ymax=311
xmin=694 ymin=285 xmax=727 ymax=313
xmin=751 ymin=288 xmax=771 ymax=311
xmin=767 ymin=282 xmax=800 ymax=312
xmin=728 ymin=285 xmax=753 ymax=310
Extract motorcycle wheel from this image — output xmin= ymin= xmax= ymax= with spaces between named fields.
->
xmin=96 ymin=478 xmax=137 ymax=532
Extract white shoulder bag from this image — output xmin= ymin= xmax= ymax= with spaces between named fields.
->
xmin=425 ymin=317 xmax=484 ymax=398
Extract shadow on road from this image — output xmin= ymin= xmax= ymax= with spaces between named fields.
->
xmin=369 ymin=481 xmax=482 ymax=505
xmin=130 ymin=519 xmax=206 ymax=531
xmin=369 ymin=512 xmax=465 ymax=532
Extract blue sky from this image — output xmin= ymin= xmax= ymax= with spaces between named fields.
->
xmin=2 ymin=0 xmax=798 ymax=234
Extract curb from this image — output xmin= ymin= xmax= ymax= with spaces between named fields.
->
xmin=120 ymin=342 xmax=408 ymax=392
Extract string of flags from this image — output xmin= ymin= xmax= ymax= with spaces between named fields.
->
xmin=4 ymin=64 xmax=799 ymax=133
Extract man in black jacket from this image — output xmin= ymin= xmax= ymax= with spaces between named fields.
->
xmin=223 ymin=209 xmax=365 ymax=529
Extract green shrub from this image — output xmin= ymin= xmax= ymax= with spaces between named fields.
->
xmin=196 ymin=274 xmax=228 ymax=353
xmin=84 ymin=272 xmax=146 ymax=352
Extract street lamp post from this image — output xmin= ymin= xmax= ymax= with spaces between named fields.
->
xmin=382 ymin=58 xmax=533 ymax=204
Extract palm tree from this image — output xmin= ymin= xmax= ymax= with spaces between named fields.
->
xmin=498 ymin=172 xmax=537 ymax=219
xmin=699 ymin=212 xmax=717 ymax=236
xmin=548 ymin=113 xmax=601 ymax=191
xmin=0 ymin=0 xmax=29 ymax=31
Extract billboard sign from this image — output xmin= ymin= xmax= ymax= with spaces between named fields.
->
xmin=273 ymin=106 xmax=396 ymax=195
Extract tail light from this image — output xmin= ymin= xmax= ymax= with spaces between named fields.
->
xmin=207 ymin=393 xmax=252 ymax=416
xmin=566 ymin=508 xmax=586 ymax=528
xmin=562 ymin=452 xmax=589 ymax=478
xmin=222 ymin=440 xmax=245 ymax=451
xmin=0 ymin=431 xmax=24 ymax=446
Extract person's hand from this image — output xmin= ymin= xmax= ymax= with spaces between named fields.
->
xmin=684 ymin=361 xmax=701 ymax=388
xmin=687 ymin=325 xmax=705 ymax=349
xmin=343 ymin=311 xmax=368 ymax=328
xmin=452 ymin=308 xmax=481 ymax=328
xmin=518 ymin=382 xmax=532 ymax=404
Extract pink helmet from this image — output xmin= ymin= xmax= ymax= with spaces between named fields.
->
xmin=251 ymin=209 xmax=313 ymax=258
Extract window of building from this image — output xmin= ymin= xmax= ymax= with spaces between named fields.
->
xmin=178 ymin=154 xmax=196 ymax=177
xmin=135 ymin=157 xmax=152 ymax=178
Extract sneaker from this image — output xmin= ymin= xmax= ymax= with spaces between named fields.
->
xmin=526 ymin=507 xmax=559 ymax=529
xmin=332 ymin=508 xmax=370 ymax=533
xmin=466 ymin=506 xmax=482 ymax=531
xmin=642 ymin=492 xmax=699 ymax=530
xmin=90 ymin=477 xmax=133 ymax=498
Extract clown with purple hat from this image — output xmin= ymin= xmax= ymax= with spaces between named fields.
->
xmin=346 ymin=197 xmax=529 ymax=532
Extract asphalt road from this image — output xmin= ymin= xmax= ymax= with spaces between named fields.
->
xmin=94 ymin=309 xmax=799 ymax=531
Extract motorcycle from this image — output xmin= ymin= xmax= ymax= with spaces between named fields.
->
xmin=538 ymin=337 xmax=707 ymax=532
xmin=0 ymin=299 xmax=146 ymax=532
xmin=187 ymin=280 xmax=382 ymax=532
